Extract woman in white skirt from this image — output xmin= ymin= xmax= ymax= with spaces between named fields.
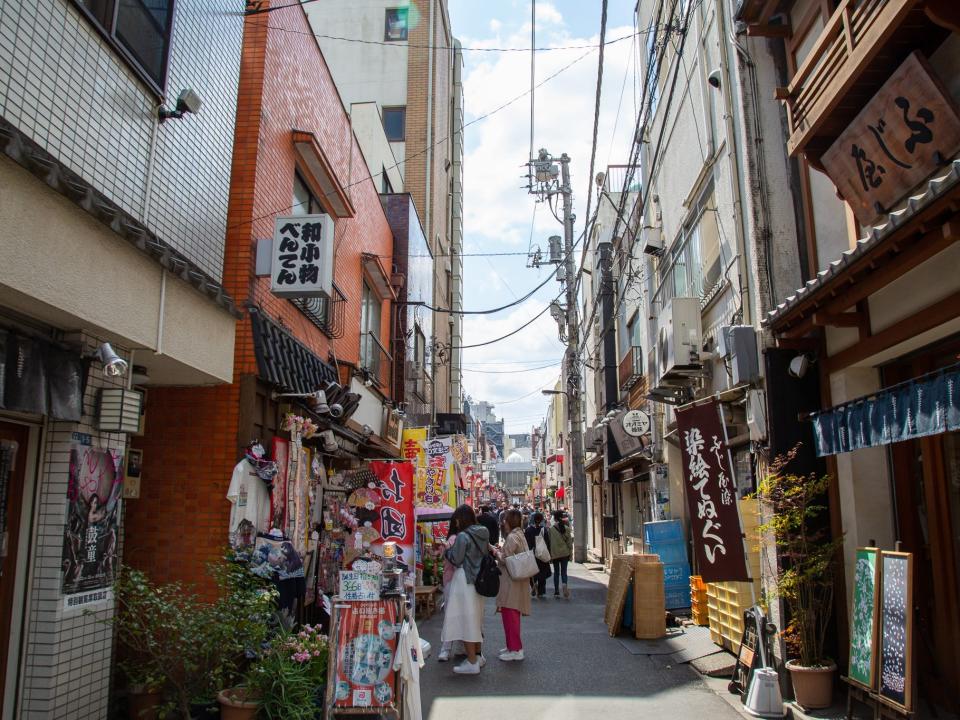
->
xmin=441 ymin=504 xmax=490 ymax=675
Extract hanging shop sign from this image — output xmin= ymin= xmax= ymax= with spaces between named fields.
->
xmin=61 ymin=446 xmax=123 ymax=600
xmin=370 ymin=461 xmax=415 ymax=573
xmin=622 ymin=410 xmax=651 ymax=438
xmin=330 ymin=599 xmax=399 ymax=709
xmin=271 ymin=214 xmax=335 ymax=298
xmin=422 ymin=437 xmax=451 ymax=507
xmin=822 ymin=51 xmax=960 ymax=226
xmin=675 ymin=399 xmax=750 ymax=583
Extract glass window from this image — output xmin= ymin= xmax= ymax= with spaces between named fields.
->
xmin=292 ymin=172 xmax=324 ymax=215
xmin=360 ymin=281 xmax=382 ymax=371
xmin=698 ymin=202 xmax=722 ymax=291
xmin=383 ymin=107 xmax=406 ymax=142
xmin=75 ymin=0 xmax=174 ymax=90
xmin=384 ymin=8 xmax=408 ymax=41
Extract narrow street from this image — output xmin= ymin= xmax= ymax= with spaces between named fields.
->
xmin=417 ymin=564 xmax=745 ymax=720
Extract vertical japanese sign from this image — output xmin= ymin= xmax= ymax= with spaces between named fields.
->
xmin=423 ymin=437 xmax=451 ymax=507
xmin=331 ymin=600 xmax=398 ymax=709
xmin=62 ymin=446 xmax=123 ymax=596
xmin=675 ymin=400 xmax=750 ymax=583
xmin=271 ymin=215 xmax=334 ymax=298
xmin=822 ymin=51 xmax=960 ymax=225
xmin=370 ymin=461 xmax=415 ymax=573
xmin=401 ymin=427 xmax=427 ymax=505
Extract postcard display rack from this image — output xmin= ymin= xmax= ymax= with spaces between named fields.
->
xmin=324 ymin=561 xmax=417 ymax=720
xmin=842 ymin=548 xmax=915 ymax=720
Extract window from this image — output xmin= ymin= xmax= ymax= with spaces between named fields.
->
xmin=359 ymin=281 xmax=383 ymax=372
xmin=384 ymin=8 xmax=409 ymax=41
xmin=382 ymin=107 xmax=406 ymax=142
xmin=292 ymin=172 xmax=325 ymax=215
xmin=74 ymin=0 xmax=175 ymax=91
xmin=654 ymin=186 xmax=724 ymax=305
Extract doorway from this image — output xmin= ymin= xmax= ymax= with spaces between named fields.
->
xmin=0 ymin=421 xmax=29 ymax=710
xmin=885 ymin=342 xmax=960 ymax=713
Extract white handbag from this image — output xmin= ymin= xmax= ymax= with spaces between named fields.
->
xmin=534 ymin=528 xmax=552 ymax=563
xmin=505 ymin=549 xmax=539 ymax=579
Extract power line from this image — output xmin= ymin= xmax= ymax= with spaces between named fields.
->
xmin=462 ymin=362 xmax=561 ymax=374
xmin=581 ymin=0 xmax=609 ymax=260
xmin=227 ymin=45 xmax=596 ymax=234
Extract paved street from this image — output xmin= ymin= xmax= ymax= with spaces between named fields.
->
xmin=416 ymin=564 xmax=746 ymax=720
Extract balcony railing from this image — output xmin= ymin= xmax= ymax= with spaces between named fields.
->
xmin=360 ymin=332 xmax=392 ymax=388
xmin=292 ymin=283 xmax=346 ymax=338
xmin=780 ymin=0 xmax=926 ymax=158
xmin=618 ymin=345 xmax=644 ymax=391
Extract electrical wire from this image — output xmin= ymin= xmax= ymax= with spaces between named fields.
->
xmin=580 ymin=0 xmax=609 ymax=259
xmin=462 ymin=362 xmax=561 ymax=374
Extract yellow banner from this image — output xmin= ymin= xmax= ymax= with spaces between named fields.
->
xmin=402 ymin=427 xmax=429 ymax=505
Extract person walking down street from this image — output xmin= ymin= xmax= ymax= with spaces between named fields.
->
xmin=495 ymin=509 xmax=530 ymax=661
xmin=437 ymin=517 xmax=462 ymax=662
xmin=524 ymin=512 xmax=551 ymax=599
xmin=477 ymin=505 xmax=500 ymax=547
xmin=442 ymin=504 xmax=490 ymax=675
xmin=548 ymin=510 xmax=573 ymax=599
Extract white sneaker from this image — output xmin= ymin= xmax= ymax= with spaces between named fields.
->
xmin=453 ymin=659 xmax=481 ymax=674
xmin=438 ymin=648 xmax=450 ymax=662
xmin=498 ymin=650 xmax=525 ymax=662
xmin=478 ymin=655 xmax=486 ymax=667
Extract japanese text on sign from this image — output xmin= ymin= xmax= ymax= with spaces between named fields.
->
xmin=271 ymin=215 xmax=334 ymax=298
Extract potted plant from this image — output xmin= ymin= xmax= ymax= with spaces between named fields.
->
xmin=121 ymin=662 xmax=165 ymax=720
xmin=216 ymin=686 xmax=259 ymax=720
xmin=757 ymin=448 xmax=844 ymax=709
xmin=247 ymin=625 xmax=329 ymax=720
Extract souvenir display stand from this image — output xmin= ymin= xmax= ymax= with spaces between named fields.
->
xmin=412 ymin=507 xmax=452 ymax=621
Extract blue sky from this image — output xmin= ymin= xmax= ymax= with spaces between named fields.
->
xmin=447 ymin=1 xmax=640 ymax=433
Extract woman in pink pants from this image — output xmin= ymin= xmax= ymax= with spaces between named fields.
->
xmin=496 ymin=509 xmax=531 ymax=661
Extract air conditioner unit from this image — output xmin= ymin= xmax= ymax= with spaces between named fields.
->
xmin=642 ymin=224 xmax=664 ymax=256
xmin=721 ymin=325 xmax=760 ymax=387
xmin=657 ymin=297 xmax=702 ymax=383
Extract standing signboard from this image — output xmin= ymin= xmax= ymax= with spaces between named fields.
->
xmin=878 ymin=551 xmax=913 ymax=711
xmin=675 ymin=399 xmax=750 ymax=583
xmin=330 ymin=600 xmax=399 ymax=710
xmin=848 ymin=547 xmax=881 ymax=690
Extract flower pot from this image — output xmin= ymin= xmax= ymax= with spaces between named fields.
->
xmin=786 ymin=660 xmax=836 ymax=709
xmin=190 ymin=699 xmax=221 ymax=719
xmin=127 ymin=686 xmax=162 ymax=720
xmin=218 ymin=688 xmax=259 ymax=720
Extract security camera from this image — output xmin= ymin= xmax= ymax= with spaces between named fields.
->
xmin=362 ymin=424 xmax=374 ymax=437
xmin=159 ymin=88 xmax=203 ymax=122
xmin=328 ymin=403 xmax=344 ymax=418
xmin=707 ymin=68 xmax=722 ymax=89
xmin=788 ymin=354 xmax=810 ymax=379
xmin=90 ymin=343 xmax=128 ymax=378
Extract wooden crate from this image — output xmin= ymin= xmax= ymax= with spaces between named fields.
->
xmin=634 ymin=561 xmax=666 ymax=640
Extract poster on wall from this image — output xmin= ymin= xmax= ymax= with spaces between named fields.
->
xmin=270 ymin=437 xmax=290 ymax=533
xmin=675 ymin=399 xmax=750 ymax=583
xmin=330 ymin=600 xmax=399 ymax=709
xmin=879 ymin=551 xmax=913 ymax=710
xmin=369 ymin=461 xmax=415 ymax=573
xmin=848 ymin=547 xmax=881 ymax=690
xmin=61 ymin=445 xmax=123 ymax=599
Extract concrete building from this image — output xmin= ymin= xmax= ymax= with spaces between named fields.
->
xmin=306 ymin=0 xmax=465 ymax=416
xmin=0 ymin=2 xmax=243 ymax=716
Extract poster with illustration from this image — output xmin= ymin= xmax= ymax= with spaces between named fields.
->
xmin=879 ymin=551 xmax=913 ymax=710
xmin=331 ymin=600 xmax=398 ymax=709
xmin=250 ymin=534 xmax=305 ymax=580
xmin=270 ymin=437 xmax=290 ymax=532
xmin=61 ymin=445 xmax=123 ymax=596
xmin=848 ymin=547 xmax=880 ymax=689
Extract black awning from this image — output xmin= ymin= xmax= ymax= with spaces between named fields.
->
xmin=249 ymin=307 xmax=338 ymax=393
xmin=811 ymin=364 xmax=960 ymax=456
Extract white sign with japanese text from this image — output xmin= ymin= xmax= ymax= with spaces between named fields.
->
xmin=271 ymin=214 xmax=334 ymax=298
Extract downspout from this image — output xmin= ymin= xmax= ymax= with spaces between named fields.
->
xmin=716 ymin=0 xmax=753 ymax=327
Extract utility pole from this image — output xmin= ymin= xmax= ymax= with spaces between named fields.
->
xmin=558 ymin=154 xmax=587 ymax=563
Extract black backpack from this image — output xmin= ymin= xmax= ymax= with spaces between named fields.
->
xmin=467 ymin=532 xmax=500 ymax=598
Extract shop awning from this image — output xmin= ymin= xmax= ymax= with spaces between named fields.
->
xmin=810 ymin=364 xmax=960 ymax=456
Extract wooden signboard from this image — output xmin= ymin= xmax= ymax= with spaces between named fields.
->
xmin=878 ymin=551 xmax=913 ymax=712
xmin=848 ymin=548 xmax=881 ymax=690
xmin=821 ymin=51 xmax=960 ymax=226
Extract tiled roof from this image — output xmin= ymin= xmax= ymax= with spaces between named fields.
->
xmin=764 ymin=159 xmax=960 ymax=328
xmin=249 ymin=307 xmax=338 ymax=393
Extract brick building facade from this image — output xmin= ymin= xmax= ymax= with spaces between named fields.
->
xmin=125 ymin=5 xmax=397 ymax=591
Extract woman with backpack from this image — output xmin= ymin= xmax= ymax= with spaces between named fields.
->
xmin=548 ymin=509 xmax=573 ymax=598
xmin=523 ymin=511 xmax=551 ymax=599
xmin=442 ymin=504 xmax=491 ymax=675
xmin=495 ymin=508 xmax=530 ymax=661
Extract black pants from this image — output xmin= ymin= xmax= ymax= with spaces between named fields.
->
xmin=530 ymin=562 xmax=550 ymax=596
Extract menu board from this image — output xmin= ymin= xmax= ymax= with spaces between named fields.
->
xmin=329 ymin=600 xmax=399 ymax=710
xmin=878 ymin=552 xmax=913 ymax=710
xmin=848 ymin=548 xmax=880 ymax=689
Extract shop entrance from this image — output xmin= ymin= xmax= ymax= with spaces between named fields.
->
xmin=0 ymin=421 xmax=29 ymax=706
xmin=885 ymin=342 xmax=960 ymax=713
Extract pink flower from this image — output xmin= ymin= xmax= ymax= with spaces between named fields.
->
xmin=293 ymin=650 xmax=311 ymax=663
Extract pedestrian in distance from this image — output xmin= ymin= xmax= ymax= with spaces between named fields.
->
xmin=442 ymin=504 xmax=490 ymax=675
xmin=437 ymin=515 xmax=462 ymax=662
xmin=548 ymin=509 xmax=573 ymax=599
xmin=524 ymin=511 xmax=551 ymax=599
xmin=495 ymin=508 xmax=530 ymax=661
xmin=477 ymin=504 xmax=500 ymax=546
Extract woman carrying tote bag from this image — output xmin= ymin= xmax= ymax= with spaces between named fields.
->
xmin=495 ymin=509 xmax=532 ymax=662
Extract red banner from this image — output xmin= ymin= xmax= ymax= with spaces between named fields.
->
xmin=675 ymin=399 xmax=750 ymax=583
xmin=332 ymin=600 xmax=398 ymax=708
xmin=370 ymin=461 xmax=415 ymax=572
